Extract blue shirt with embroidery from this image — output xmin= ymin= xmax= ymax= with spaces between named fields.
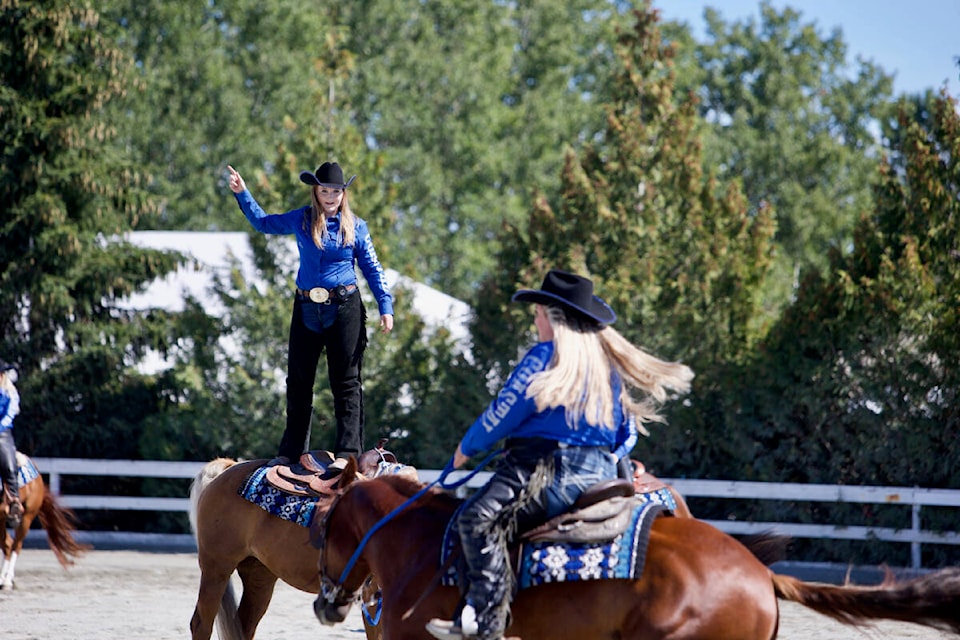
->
xmin=233 ymin=190 xmax=394 ymax=317
xmin=459 ymin=342 xmax=637 ymax=458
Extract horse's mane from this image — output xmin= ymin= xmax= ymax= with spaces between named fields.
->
xmin=375 ymin=473 xmax=425 ymax=495
xmin=369 ymin=473 xmax=460 ymax=511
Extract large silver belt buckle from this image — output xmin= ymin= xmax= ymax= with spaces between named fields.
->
xmin=308 ymin=287 xmax=330 ymax=303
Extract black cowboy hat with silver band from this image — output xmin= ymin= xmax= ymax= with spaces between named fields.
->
xmin=299 ymin=162 xmax=356 ymax=189
xmin=512 ymin=269 xmax=616 ymax=325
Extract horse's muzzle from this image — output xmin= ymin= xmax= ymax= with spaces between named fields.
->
xmin=314 ymin=595 xmax=351 ymax=626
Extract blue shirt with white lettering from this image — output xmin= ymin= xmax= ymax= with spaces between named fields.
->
xmin=459 ymin=342 xmax=636 ymax=458
xmin=233 ymin=190 xmax=394 ymax=317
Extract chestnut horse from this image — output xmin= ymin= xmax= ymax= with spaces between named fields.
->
xmin=314 ymin=473 xmax=960 ymax=640
xmin=189 ymin=453 xmax=688 ymax=640
xmin=188 ymin=455 xmax=388 ymax=640
xmin=1 ymin=452 xmax=89 ymax=589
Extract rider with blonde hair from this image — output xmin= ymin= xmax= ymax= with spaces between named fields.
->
xmin=0 ymin=359 xmax=22 ymax=528
xmin=427 ymin=269 xmax=694 ymax=640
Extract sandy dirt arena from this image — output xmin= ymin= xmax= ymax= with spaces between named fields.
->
xmin=0 ymin=548 xmax=954 ymax=640
xmin=0 ymin=549 xmax=361 ymax=640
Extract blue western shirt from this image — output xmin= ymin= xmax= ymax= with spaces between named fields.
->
xmin=233 ymin=190 xmax=394 ymax=317
xmin=459 ymin=342 xmax=636 ymax=458
xmin=0 ymin=387 xmax=19 ymax=432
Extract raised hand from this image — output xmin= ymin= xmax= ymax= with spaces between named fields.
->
xmin=226 ymin=165 xmax=246 ymax=194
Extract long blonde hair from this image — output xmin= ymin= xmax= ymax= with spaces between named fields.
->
xmin=525 ymin=305 xmax=693 ymax=433
xmin=309 ymin=187 xmax=357 ymax=248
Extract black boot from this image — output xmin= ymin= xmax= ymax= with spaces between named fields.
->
xmin=4 ymin=486 xmax=22 ymax=528
xmin=277 ymin=405 xmax=314 ymax=461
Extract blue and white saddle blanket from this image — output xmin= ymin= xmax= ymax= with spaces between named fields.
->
xmin=16 ymin=452 xmax=40 ymax=486
xmin=441 ymin=491 xmax=670 ymax=590
xmin=239 ymin=465 xmax=316 ymax=528
xmin=517 ymin=500 xmax=665 ymax=589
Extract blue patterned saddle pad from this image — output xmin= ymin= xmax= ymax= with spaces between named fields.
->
xmin=637 ymin=485 xmax=677 ymax=512
xmin=518 ymin=500 xmax=665 ymax=589
xmin=239 ymin=465 xmax=316 ymax=528
xmin=16 ymin=453 xmax=40 ymax=486
xmin=441 ymin=491 xmax=669 ymax=590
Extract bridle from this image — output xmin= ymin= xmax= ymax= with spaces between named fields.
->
xmin=315 ymin=449 xmax=504 ymax=612
xmin=316 ymin=491 xmax=362 ymax=611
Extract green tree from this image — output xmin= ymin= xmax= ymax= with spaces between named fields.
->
xmin=0 ymin=0 xmax=185 ymax=459
xmin=337 ymin=0 xmax=629 ymax=299
xmin=102 ymin=0 xmax=632 ymax=300
xmin=667 ymin=3 xmax=896 ymax=314
xmin=138 ymin=243 xmax=290 ymax=462
xmin=749 ymin=90 xmax=960 ymax=490
xmin=101 ymin=0 xmax=336 ymax=230
xmin=730 ymin=90 xmax=960 ymax=566
xmin=475 ymin=5 xmax=776 ymax=478
xmin=361 ymin=286 xmax=487 ymax=469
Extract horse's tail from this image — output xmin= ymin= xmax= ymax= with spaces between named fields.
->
xmin=771 ymin=567 xmax=960 ymax=633
xmin=739 ymin=532 xmax=789 ymax=567
xmin=188 ymin=457 xmax=237 ymax=535
xmin=37 ymin=485 xmax=90 ymax=568
xmin=188 ymin=458 xmax=244 ymax=640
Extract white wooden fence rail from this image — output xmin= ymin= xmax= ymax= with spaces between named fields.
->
xmin=28 ymin=458 xmax=960 ymax=569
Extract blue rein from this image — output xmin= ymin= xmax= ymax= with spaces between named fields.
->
xmin=361 ymin=589 xmax=382 ymax=626
xmin=333 ymin=449 xmax=502 ymax=588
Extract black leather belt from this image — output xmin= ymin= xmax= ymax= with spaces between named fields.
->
xmin=295 ymin=283 xmax=357 ymax=304
xmin=503 ymin=438 xmax=603 ymax=451
xmin=505 ymin=437 xmax=570 ymax=450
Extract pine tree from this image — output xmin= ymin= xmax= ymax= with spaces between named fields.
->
xmin=475 ymin=5 xmax=776 ymax=476
xmin=671 ymin=4 xmax=895 ymax=314
xmin=734 ymin=90 xmax=960 ymax=566
xmin=0 ymin=0 xmax=183 ymax=458
xmin=753 ymin=90 xmax=960 ymax=490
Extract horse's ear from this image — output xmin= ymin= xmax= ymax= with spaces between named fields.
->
xmin=341 ymin=456 xmax=360 ymax=488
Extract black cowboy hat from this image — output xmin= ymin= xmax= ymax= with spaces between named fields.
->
xmin=512 ymin=269 xmax=616 ymax=325
xmin=299 ymin=162 xmax=357 ymax=189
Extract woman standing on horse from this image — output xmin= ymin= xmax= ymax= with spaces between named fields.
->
xmin=0 ymin=359 xmax=22 ymax=528
xmin=426 ymin=270 xmax=694 ymax=640
xmin=227 ymin=162 xmax=394 ymax=471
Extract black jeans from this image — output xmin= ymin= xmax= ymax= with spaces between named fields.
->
xmin=455 ymin=440 xmax=617 ymax=639
xmin=278 ymin=293 xmax=368 ymax=461
xmin=455 ymin=443 xmax=554 ymax=640
xmin=0 ymin=429 xmax=18 ymax=497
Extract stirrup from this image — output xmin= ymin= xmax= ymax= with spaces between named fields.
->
xmin=5 ymin=498 xmax=23 ymax=528
xmin=425 ymin=604 xmax=479 ymax=640
xmin=425 ymin=619 xmax=467 ymax=640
